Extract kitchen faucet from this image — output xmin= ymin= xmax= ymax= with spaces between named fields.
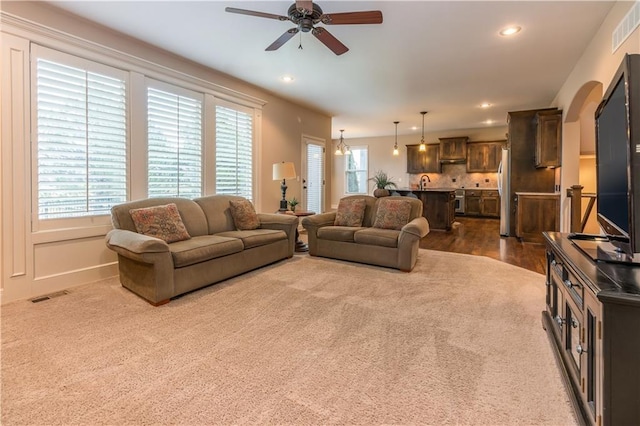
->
xmin=419 ymin=174 xmax=431 ymax=190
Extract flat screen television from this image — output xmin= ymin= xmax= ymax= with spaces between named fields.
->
xmin=593 ymin=53 xmax=640 ymax=264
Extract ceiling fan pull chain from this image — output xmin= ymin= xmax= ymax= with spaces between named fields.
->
xmin=298 ymin=32 xmax=303 ymax=50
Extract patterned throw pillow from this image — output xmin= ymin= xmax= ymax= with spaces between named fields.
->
xmin=129 ymin=203 xmax=191 ymax=243
xmin=372 ymin=198 xmax=412 ymax=230
xmin=229 ymin=199 xmax=260 ymax=230
xmin=334 ymin=198 xmax=367 ymax=227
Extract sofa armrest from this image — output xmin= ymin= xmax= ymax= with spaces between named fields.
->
xmin=257 ymin=213 xmax=298 ymax=256
xmin=400 ymin=217 xmax=430 ymax=239
xmin=105 ymin=229 xmax=170 ymax=262
xmin=301 ymin=212 xmax=336 ymax=232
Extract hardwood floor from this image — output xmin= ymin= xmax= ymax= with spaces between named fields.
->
xmin=419 ymin=216 xmax=547 ymax=274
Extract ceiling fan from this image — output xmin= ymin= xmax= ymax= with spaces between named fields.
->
xmin=225 ymin=0 xmax=383 ymax=56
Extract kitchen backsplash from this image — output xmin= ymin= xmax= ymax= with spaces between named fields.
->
xmin=407 ymin=163 xmax=498 ymax=189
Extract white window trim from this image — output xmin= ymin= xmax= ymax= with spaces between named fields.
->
xmin=1 ymin=12 xmax=265 ymax=233
xmin=30 ymin=44 xmax=130 ymax=232
xmin=344 ymin=145 xmax=369 ymax=195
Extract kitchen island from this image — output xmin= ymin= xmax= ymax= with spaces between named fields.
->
xmin=394 ymin=188 xmax=456 ymax=231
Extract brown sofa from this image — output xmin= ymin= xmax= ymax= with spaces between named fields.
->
xmin=105 ymin=195 xmax=298 ymax=305
xmin=301 ymin=195 xmax=430 ymax=271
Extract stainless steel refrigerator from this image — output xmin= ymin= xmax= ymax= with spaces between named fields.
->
xmin=497 ymin=147 xmax=510 ymax=236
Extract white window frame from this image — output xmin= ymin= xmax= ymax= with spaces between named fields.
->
xmin=30 ymin=44 xmax=130 ymax=231
xmin=213 ymin=98 xmax=257 ymax=202
xmin=146 ymin=79 xmax=204 ymax=199
xmin=344 ymin=145 xmax=369 ymax=195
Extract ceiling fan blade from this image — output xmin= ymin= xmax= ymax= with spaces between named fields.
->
xmin=312 ymin=27 xmax=348 ymax=56
xmin=296 ymin=0 xmax=313 ymax=14
xmin=266 ymin=28 xmax=299 ymax=51
xmin=225 ymin=7 xmax=288 ymax=21
xmin=321 ymin=11 xmax=383 ymax=25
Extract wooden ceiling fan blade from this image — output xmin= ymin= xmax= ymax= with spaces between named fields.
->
xmin=296 ymin=0 xmax=313 ymax=14
xmin=225 ymin=7 xmax=288 ymax=21
xmin=266 ymin=28 xmax=299 ymax=51
xmin=312 ymin=27 xmax=348 ymax=56
xmin=321 ymin=11 xmax=383 ymax=25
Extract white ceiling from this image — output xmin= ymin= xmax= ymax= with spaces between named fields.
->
xmin=46 ymin=1 xmax=615 ymax=138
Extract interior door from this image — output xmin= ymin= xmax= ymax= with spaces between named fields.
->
xmin=301 ymin=137 xmax=325 ymax=214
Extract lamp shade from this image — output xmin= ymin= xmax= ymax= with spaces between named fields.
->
xmin=273 ymin=162 xmax=297 ymax=180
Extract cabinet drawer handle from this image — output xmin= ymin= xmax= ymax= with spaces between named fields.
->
xmin=571 ymin=318 xmax=579 ymax=328
xmin=555 ymin=315 xmax=565 ymax=326
xmin=576 ymin=344 xmax=587 ymax=355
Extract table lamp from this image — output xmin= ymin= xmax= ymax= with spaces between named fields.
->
xmin=273 ymin=162 xmax=297 ymax=211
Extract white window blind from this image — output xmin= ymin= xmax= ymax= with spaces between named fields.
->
xmin=345 ymin=146 xmax=368 ymax=194
xmin=215 ymin=105 xmax=253 ymax=200
xmin=306 ymin=144 xmax=324 ymax=214
xmin=147 ymin=87 xmax=203 ymax=198
xmin=36 ymin=58 xmax=127 ymax=219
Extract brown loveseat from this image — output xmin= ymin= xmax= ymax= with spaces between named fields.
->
xmin=301 ymin=195 xmax=430 ymax=271
xmin=105 ymin=195 xmax=298 ymax=305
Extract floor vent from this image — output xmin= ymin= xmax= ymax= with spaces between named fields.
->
xmin=30 ymin=290 xmax=69 ymax=303
xmin=612 ymin=1 xmax=640 ymax=53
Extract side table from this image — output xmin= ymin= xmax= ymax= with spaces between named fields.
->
xmin=277 ymin=210 xmax=315 ymax=252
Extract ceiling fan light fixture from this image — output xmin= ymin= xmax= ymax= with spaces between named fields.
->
xmin=281 ymin=75 xmax=294 ymax=82
xmin=392 ymin=121 xmax=400 ymax=156
xmin=418 ymin=111 xmax=427 ymax=152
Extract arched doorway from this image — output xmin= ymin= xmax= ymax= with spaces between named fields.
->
xmin=563 ymin=81 xmax=603 ymax=233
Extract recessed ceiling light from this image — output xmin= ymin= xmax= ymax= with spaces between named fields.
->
xmin=500 ymin=26 xmax=521 ymax=36
xmin=480 ymin=102 xmax=492 ymax=108
xmin=411 ymin=126 xmax=418 ymax=131
xmin=281 ymin=75 xmax=294 ymax=83
xmin=484 ymin=119 xmax=495 ymax=125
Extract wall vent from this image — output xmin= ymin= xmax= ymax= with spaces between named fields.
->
xmin=612 ymin=1 xmax=640 ymax=53
xmin=30 ymin=290 xmax=69 ymax=303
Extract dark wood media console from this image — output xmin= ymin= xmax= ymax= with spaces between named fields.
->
xmin=542 ymin=232 xmax=640 ymax=426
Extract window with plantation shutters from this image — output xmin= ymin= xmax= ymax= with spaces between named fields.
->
xmin=215 ymin=105 xmax=253 ymax=200
xmin=147 ymin=86 xmax=203 ymax=198
xmin=35 ymin=55 xmax=127 ymax=220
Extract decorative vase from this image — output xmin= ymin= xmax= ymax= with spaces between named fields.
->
xmin=290 ymin=205 xmax=297 ymax=212
xmin=373 ymin=188 xmax=390 ymax=198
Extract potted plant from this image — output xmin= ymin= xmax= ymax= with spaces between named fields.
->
xmin=369 ymin=170 xmax=397 ymax=197
xmin=288 ymin=197 xmax=299 ymax=212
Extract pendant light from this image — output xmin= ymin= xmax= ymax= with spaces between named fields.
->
xmin=392 ymin=121 xmax=400 ymax=156
xmin=335 ymin=129 xmax=345 ymax=155
xmin=419 ymin=111 xmax=427 ymax=152
xmin=335 ymin=129 xmax=351 ymax=156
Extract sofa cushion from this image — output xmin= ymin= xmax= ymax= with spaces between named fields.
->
xmin=169 ymin=235 xmax=243 ymax=268
xmin=229 ymin=199 xmax=260 ymax=230
xmin=129 ymin=203 xmax=191 ymax=243
xmin=334 ymin=198 xmax=367 ymax=227
xmin=354 ymin=228 xmax=400 ymax=248
xmin=216 ymin=229 xmax=286 ymax=249
xmin=372 ymin=198 xmax=412 ymax=230
xmin=317 ymin=226 xmax=365 ymax=243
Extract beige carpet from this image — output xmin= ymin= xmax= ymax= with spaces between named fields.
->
xmin=1 ymin=250 xmax=576 ymax=425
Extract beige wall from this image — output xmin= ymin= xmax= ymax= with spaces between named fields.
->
xmin=579 ymin=157 xmax=600 ymax=234
xmin=0 ymin=2 xmax=331 ymax=303
xmin=331 ymin=126 xmax=507 ymax=208
xmin=553 ymin=0 xmax=640 ymax=231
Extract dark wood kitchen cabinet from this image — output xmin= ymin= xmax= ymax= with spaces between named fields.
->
xmin=515 ymin=192 xmax=559 ymax=242
xmin=535 ymin=110 xmax=562 ymax=168
xmin=466 ymin=141 xmax=503 ymax=172
xmin=464 ymin=189 xmax=499 ymax=217
xmin=439 ymin=136 xmax=467 ymax=162
xmin=543 ymin=232 xmax=640 ymax=426
xmin=406 ymin=144 xmax=441 ymax=174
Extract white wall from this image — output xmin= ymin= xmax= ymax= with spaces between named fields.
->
xmin=331 ymin=126 xmax=507 ymax=208
xmin=553 ymin=0 xmax=640 ymax=231
xmin=0 ymin=2 xmax=331 ymax=304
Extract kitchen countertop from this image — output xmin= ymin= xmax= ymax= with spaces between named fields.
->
xmin=515 ymin=191 xmax=560 ymax=196
xmin=395 ymin=188 xmax=457 ymax=192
